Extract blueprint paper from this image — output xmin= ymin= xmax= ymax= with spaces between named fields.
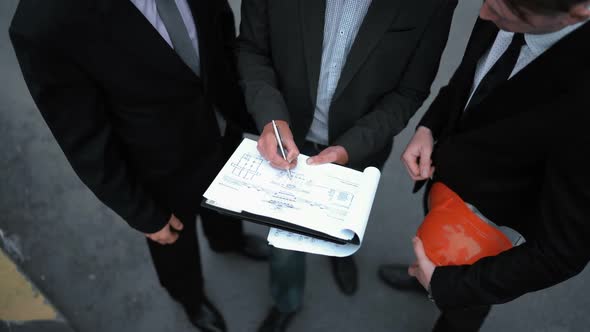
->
xmin=203 ymin=138 xmax=381 ymax=256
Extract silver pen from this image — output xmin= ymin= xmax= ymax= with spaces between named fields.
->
xmin=271 ymin=120 xmax=293 ymax=180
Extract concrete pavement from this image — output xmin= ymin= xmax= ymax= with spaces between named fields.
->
xmin=1 ymin=1 xmax=589 ymax=331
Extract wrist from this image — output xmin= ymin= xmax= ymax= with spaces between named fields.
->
xmin=271 ymin=120 xmax=289 ymax=128
xmin=334 ymin=145 xmax=349 ymax=165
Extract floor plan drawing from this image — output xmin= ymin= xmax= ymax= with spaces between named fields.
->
xmin=203 ymin=138 xmax=381 ymax=257
xmin=231 ymin=153 xmax=264 ymax=180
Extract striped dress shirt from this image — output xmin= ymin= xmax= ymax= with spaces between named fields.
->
xmin=306 ymin=0 xmax=372 ymax=146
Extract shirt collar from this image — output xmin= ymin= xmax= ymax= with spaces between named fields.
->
xmin=499 ymin=20 xmax=588 ymax=57
xmin=526 ymin=20 xmax=588 ymax=56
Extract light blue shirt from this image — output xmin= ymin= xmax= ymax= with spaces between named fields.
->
xmin=306 ymin=0 xmax=372 ymax=146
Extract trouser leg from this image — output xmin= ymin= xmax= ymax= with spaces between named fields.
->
xmin=200 ymin=207 xmax=244 ymax=251
xmin=270 ymin=246 xmax=306 ymax=313
xmin=147 ymin=213 xmax=203 ymax=311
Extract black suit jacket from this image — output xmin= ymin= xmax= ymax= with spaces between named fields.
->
xmin=237 ymin=0 xmax=456 ymax=170
xmin=419 ymin=19 xmax=590 ymax=309
xmin=9 ymin=0 xmax=254 ymax=233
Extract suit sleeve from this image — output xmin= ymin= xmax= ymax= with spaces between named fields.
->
xmin=417 ymin=83 xmax=456 ymax=140
xmin=9 ymin=31 xmax=170 ymax=234
xmin=237 ymin=0 xmax=290 ymax=133
xmin=212 ymin=0 xmax=257 ymax=135
xmin=332 ymin=0 xmax=457 ymax=166
xmin=430 ymin=95 xmax=590 ymax=309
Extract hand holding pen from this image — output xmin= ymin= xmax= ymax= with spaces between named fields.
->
xmin=257 ymin=120 xmax=300 ymax=174
xmin=272 ymin=120 xmax=293 ymax=179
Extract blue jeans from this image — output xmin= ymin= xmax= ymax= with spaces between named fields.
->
xmin=270 ymin=247 xmax=307 ymax=312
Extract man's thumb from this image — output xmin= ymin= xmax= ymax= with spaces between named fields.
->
xmin=170 ymin=216 xmax=184 ymax=231
xmin=413 ymin=237 xmax=427 ymax=262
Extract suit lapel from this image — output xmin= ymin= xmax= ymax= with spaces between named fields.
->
xmin=458 ymin=21 xmax=590 ymax=132
xmin=444 ymin=19 xmax=499 ymax=134
xmin=185 ymin=0 xmax=210 ymax=85
xmin=331 ymin=0 xmax=402 ymax=101
xmin=461 ymin=19 xmax=500 ymax=75
xmin=300 ymin=0 xmax=326 ymax=106
xmin=106 ymin=0 xmax=195 ymax=81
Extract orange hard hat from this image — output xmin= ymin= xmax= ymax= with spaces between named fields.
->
xmin=417 ymin=182 xmax=513 ymax=266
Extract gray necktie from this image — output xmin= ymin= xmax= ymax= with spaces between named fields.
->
xmin=155 ymin=0 xmax=200 ymax=75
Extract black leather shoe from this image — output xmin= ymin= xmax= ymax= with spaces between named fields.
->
xmin=258 ymin=307 xmax=297 ymax=332
xmin=238 ymin=234 xmax=270 ymax=261
xmin=184 ymin=297 xmax=227 ymax=332
xmin=378 ymin=263 xmax=426 ymax=293
xmin=330 ymin=256 xmax=358 ymax=295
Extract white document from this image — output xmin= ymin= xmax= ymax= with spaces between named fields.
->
xmin=203 ymin=138 xmax=381 ymax=256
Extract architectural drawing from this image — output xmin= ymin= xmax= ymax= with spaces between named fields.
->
xmin=231 ymin=153 xmax=264 ymax=180
xmin=203 ymin=138 xmax=381 ymax=256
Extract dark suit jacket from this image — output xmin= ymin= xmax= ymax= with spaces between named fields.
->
xmin=237 ymin=0 xmax=457 ymax=170
xmin=419 ymin=19 xmax=590 ymax=309
xmin=9 ymin=0 xmax=254 ymax=233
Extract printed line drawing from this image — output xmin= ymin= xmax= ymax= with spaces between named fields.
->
xmin=231 ymin=153 xmax=264 ymax=180
xmin=215 ymin=141 xmax=361 ymax=224
xmin=223 ymin=159 xmax=357 ymax=221
xmin=203 ymin=139 xmax=382 ymax=257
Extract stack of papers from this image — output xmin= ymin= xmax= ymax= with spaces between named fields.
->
xmin=203 ymin=138 xmax=381 ymax=257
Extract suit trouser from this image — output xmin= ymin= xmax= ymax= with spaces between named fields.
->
xmin=147 ymin=209 xmax=243 ymax=310
xmin=270 ymin=247 xmax=307 ymax=313
xmin=421 ymin=180 xmax=491 ymax=331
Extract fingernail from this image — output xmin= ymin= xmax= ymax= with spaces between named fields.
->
xmin=306 ymin=158 xmax=313 ymax=165
xmin=421 ymin=169 xmax=428 ymax=177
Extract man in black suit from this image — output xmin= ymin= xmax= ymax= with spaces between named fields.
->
xmin=9 ymin=0 xmax=269 ymax=330
xmin=379 ymin=0 xmax=590 ymax=331
xmin=237 ymin=0 xmax=457 ymax=330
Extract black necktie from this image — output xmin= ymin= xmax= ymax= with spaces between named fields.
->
xmin=155 ymin=0 xmax=201 ymax=76
xmin=465 ymin=33 xmax=525 ymax=111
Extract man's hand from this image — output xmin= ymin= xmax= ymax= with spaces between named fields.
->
xmin=258 ymin=120 xmax=299 ymax=170
xmin=402 ymin=126 xmax=435 ymax=181
xmin=145 ymin=214 xmax=184 ymax=245
xmin=408 ymin=237 xmax=436 ymax=290
xmin=307 ymin=145 xmax=349 ymax=166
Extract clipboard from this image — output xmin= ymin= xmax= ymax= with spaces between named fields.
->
xmin=201 ymin=138 xmax=381 ymax=256
xmin=201 ymin=198 xmax=360 ymax=245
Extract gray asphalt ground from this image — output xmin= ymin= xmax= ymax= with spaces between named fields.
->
xmin=1 ymin=1 xmax=589 ymax=331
